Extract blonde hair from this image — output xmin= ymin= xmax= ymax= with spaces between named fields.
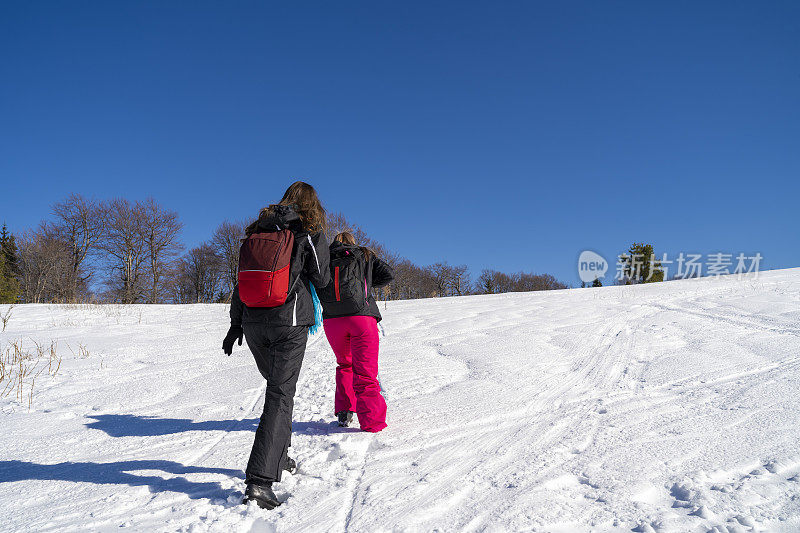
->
xmin=334 ymin=231 xmax=373 ymax=260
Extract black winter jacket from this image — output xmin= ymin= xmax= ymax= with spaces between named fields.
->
xmin=321 ymin=241 xmax=394 ymax=323
xmin=230 ymin=206 xmax=330 ymax=328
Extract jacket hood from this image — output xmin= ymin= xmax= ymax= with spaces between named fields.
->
xmin=329 ymin=241 xmax=362 ymax=257
xmin=257 ymin=204 xmax=301 ymax=232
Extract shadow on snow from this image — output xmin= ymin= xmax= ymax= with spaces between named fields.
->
xmin=85 ymin=414 xmax=259 ymax=437
xmin=86 ymin=414 xmax=362 ymax=437
xmin=0 ymin=417 xmax=365 ymax=497
xmin=293 ymin=420 xmax=362 ymax=435
xmin=0 ymin=459 xmax=242 ymax=500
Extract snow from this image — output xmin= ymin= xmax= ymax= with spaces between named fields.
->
xmin=2 ymin=269 xmax=800 ymax=532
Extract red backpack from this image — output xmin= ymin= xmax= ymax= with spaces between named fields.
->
xmin=237 ymin=229 xmax=295 ymax=307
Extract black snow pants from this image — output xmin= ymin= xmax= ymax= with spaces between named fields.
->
xmin=242 ymin=323 xmax=308 ymax=485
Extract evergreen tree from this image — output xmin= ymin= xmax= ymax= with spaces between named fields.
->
xmin=0 ymin=224 xmax=21 ymax=302
xmin=592 ymin=277 xmax=603 ymax=287
xmin=0 ymin=252 xmax=20 ymax=303
xmin=0 ymin=223 xmax=20 ymax=278
xmin=618 ymin=242 xmax=664 ymax=283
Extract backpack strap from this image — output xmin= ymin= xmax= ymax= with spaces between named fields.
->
xmin=284 ymin=230 xmax=306 ymax=296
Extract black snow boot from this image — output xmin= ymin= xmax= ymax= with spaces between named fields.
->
xmin=242 ymin=483 xmax=281 ymax=510
xmin=284 ymin=456 xmax=297 ymax=474
xmin=336 ymin=411 xmax=354 ymax=427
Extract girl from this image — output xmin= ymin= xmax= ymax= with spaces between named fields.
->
xmin=222 ymin=181 xmax=330 ymax=510
xmin=320 ymin=232 xmax=394 ymax=432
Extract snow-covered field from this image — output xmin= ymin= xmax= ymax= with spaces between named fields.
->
xmin=2 ymin=269 xmax=800 ymax=532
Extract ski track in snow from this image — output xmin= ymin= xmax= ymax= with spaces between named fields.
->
xmin=2 ymin=270 xmax=800 ymax=532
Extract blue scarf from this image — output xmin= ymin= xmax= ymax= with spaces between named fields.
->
xmin=309 ymin=283 xmax=323 ymax=336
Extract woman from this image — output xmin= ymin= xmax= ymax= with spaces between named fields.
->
xmin=319 ymin=232 xmax=394 ymax=432
xmin=222 ymin=181 xmax=330 ymax=510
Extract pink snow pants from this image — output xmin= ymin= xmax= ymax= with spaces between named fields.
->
xmin=323 ymin=316 xmax=387 ymax=433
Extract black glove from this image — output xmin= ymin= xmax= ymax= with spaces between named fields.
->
xmin=222 ymin=325 xmax=243 ymax=355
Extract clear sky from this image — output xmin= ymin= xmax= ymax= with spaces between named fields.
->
xmin=1 ymin=1 xmax=798 ymax=285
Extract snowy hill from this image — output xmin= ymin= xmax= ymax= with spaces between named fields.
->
xmin=2 ymin=269 xmax=799 ymax=532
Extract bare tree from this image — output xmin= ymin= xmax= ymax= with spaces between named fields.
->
xmin=100 ymin=199 xmax=147 ymax=303
xmin=139 ymin=198 xmax=183 ymax=303
xmin=175 ymin=244 xmax=224 ymax=303
xmin=17 ymin=224 xmax=75 ymax=303
xmin=211 ymin=220 xmax=245 ymax=301
xmin=425 ymin=263 xmax=471 ymax=296
xmin=514 ymin=272 xmax=568 ymax=291
xmin=325 ymin=212 xmax=350 ymax=244
xmin=51 ymin=194 xmax=108 ymax=302
xmin=169 ymin=260 xmax=193 ymax=304
xmin=388 ymin=260 xmax=432 ymax=300
xmin=426 ymin=262 xmax=449 ymax=297
xmin=449 ymin=264 xmax=470 ymax=296
xmin=477 ymin=269 xmax=516 ymax=294
xmin=477 ymin=269 xmax=499 ymax=294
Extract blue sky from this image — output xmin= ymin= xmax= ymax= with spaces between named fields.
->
xmin=1 ymin=1 xmax=798 ymax=285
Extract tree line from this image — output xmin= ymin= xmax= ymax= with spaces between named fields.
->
xmin=0 ymin=194 xmax=569 ymax=304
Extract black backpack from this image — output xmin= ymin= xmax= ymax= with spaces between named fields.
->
xmin=317 ymin=247 xmax=369 ymax=316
